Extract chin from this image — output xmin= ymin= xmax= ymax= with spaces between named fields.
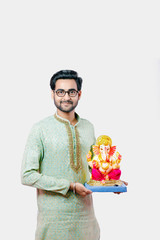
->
xmin=58 ymin=106 xmax=76 ymax=113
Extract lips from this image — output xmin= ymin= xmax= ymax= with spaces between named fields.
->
xmin=63 ymin=103 xmax=71 ymax=106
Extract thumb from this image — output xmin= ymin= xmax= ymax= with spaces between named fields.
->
xmin=85 ymin=188 xmax=92 ymax=194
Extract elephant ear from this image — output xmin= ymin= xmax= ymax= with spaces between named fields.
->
xmin=109 ymin=146 xmax=116 ymax=156
xmin=117 ymin=152 xmax=122 ymax=160
xmin=92 ymin=145 xmax=100 ymax=155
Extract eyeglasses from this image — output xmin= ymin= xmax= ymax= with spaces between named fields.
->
xmin=54 ymin=89 xmax=79 ymax=97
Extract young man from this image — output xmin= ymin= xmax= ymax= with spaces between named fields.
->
xmin=21 ymin=70 xmax=100 ymax=240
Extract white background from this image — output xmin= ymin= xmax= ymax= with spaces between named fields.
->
xmin=1 ymin=1 xmax=160 ymax=239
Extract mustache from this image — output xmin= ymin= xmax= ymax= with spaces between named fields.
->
xmin=60 ymin=100 xmax=73 ymax=104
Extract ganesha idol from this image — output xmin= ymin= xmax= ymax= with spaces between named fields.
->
xmin=86 ymin=135 xmax=122 ymax=184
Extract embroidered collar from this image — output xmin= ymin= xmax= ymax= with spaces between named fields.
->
xmin=54 ymin=112 xmax=81 ymax=126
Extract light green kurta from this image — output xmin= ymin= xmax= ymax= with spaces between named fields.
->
xmin=21 ymin=112 xmax=100 ymax=240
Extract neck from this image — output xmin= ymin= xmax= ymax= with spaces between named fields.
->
xmin=57 ymin=109 xmax=77 ymax=125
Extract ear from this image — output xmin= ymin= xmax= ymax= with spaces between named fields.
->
xmin=78 ymin=90 xmax=82 ymax=100
xmin=51 ymin=90 xmax=54 ymax=100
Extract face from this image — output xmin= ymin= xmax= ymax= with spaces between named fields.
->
xmin=100 ymin=144 xmax=110 ymax=155
xmin=52 ymin=79 xmax=81 ymax=113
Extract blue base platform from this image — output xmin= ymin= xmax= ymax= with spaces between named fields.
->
xmin=84 ymin=182 xmax=127 ymax=192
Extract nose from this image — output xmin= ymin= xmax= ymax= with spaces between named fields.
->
xmin=63 ymin=92 xmax=71 ymax=100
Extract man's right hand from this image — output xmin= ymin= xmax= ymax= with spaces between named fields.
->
xmin=70 ymin=182 xmax=92 ymax=197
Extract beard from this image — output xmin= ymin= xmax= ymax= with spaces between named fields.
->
xmin=54 ymin=98 xmax=79 ymax=113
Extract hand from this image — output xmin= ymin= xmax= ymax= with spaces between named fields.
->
xmin=114 ymin=180 xmax=128 ymax=195
xmin=70 ymin=182 xmax=92 ymax=197
xmin=121 ymin=180 xmax=128 ymax=186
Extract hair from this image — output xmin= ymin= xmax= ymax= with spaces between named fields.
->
xmin=50 ymin=70 xmax=83 ymax=91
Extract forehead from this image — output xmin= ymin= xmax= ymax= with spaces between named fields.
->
xmin=100 ymin=144 xmax=110 ymax=148
xmin=55 ymin=79 xmax=77 ymax=90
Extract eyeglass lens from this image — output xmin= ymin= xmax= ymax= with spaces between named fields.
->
xmin=56 ymin=89 xmax=78 ymax=97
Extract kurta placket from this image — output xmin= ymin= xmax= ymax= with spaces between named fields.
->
xmin=54 ymin=113 xmax=82 ymax=173
xmin=71 ymin=125 xmax=77 ymax=165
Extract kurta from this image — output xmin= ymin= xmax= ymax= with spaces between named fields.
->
xmin=21 ymin=112 xmax=100 ymax=240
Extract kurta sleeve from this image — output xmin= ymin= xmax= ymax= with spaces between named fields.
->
xmin=21 ymin=124 xmax=70 ymax=195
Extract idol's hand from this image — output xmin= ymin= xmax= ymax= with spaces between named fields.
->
xmin=70 ymin=182 xmax=92 ymax=197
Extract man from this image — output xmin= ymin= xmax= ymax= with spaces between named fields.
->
xmin=21 ymin=70 xmax=100 ymax=240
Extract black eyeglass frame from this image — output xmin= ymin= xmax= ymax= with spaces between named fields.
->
xmin=54 ymin=89 xmax=79 ymax=97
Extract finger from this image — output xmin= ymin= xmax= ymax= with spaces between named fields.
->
xmin=84 ymin=187 xmax=92 ymax=193
xmin=121 ymin=180 xmax=128 ymax=186
xmin=83 ymin=186 xmax=92 ymax=193
xmin=86 ymin=189 xmax=92 ymax=194
xmin=81 ymin=191 xmax=87 ymax=197
xmin=84 ymin=190 xmax=92 ymax=195
xmin=82 ymin=190 xmax=92 ymax=196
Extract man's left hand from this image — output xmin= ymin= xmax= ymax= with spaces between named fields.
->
xmin=114 ymin=180 xmax=128 ymax=194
